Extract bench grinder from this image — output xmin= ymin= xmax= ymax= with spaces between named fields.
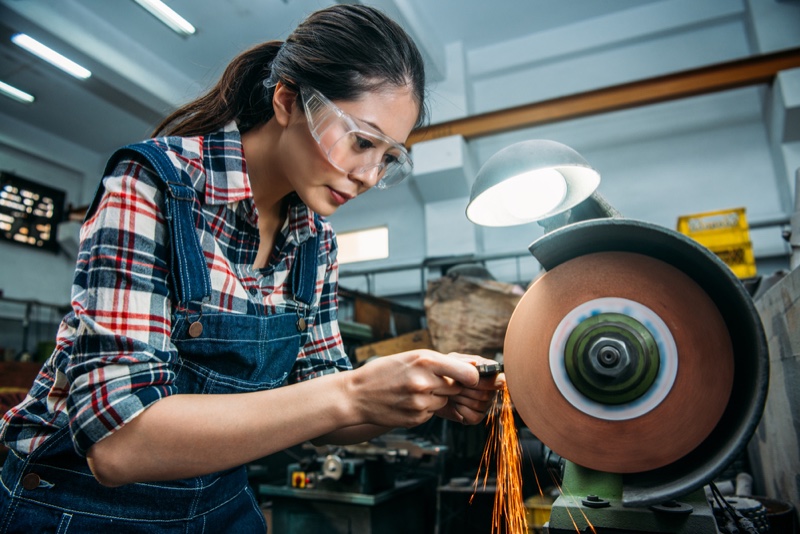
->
xmin=467 ymin=141 xmax=769 ymax=533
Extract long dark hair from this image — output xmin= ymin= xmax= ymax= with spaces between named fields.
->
xmin=152 ymin=4 xmax=427 ymax=137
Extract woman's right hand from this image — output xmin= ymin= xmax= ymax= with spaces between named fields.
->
xmin=342 ymin=349 xmax=484 ymax=429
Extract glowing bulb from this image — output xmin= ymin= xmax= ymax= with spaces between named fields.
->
xmin=500 ymin=168 xmax=567 ymax=221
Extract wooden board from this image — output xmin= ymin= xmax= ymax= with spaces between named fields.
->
xmin=354 ymin=329 xmax=433 ymax=363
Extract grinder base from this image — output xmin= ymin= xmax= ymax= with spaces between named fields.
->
xmin=547 ymin=462 xmax=718 ymax=533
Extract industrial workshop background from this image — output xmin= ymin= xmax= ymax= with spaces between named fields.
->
xmin=1 ymin=1 xmax=799 ymax=533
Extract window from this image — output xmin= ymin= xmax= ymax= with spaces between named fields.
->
xmin=337 ymin=226 xmax=389 ymax=264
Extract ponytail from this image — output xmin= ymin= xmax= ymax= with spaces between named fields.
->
xmin=152 ymin=41 xmax=282 ymax=137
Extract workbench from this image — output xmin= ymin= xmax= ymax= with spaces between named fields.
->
xmin=260 ymin=478 xmax=434 ymax=534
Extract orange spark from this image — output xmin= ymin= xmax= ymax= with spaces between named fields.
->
xmin=548 ymin=470 xmax=598 ymax=534
xmin=531 ymin=456 xmax=544 ymax=497
xmin=472 ymin=383 xmax=529 ymax=534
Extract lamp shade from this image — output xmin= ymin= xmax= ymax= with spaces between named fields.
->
xmin=466 ymin=140 xmax=600 ymax=227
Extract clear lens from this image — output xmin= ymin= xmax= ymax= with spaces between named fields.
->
xmin=327 ymin=133 xmax=410 ymax=182
xmin=301 ymin=87 xmax=413 ymax=189
xmin=375 ymin=156 xmax=412 ymax=189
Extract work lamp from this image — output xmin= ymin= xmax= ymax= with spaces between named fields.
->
xmin=465 ymin=139 xmax=602 ymax=227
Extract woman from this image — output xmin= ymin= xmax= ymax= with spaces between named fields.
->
xmin=0 ymin=4 xmax=502 ymax=532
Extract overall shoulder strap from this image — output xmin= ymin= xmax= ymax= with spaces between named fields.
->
xmin=87 ymin=142 xmax=212 ymax=305
xmin=291 ymin=214 xmax=321 ymax=307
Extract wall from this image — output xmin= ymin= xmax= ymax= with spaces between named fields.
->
xmin=333 ymin=181 xmax=427 ymax=297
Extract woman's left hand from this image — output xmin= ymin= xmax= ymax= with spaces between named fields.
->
xmin=434 ymin=353 xmax=505 ymax=425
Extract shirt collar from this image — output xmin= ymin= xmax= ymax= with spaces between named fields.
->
xmin=201 ymin=121 xmax=252 ymax=206
xmin=283 ymin=194 xmax=318 ymax=245
xmin=202 ymin=122 xmax=318 ymax=244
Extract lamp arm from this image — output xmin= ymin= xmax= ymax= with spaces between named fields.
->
xmin=538 ymin=191 xmax=623 ymax=234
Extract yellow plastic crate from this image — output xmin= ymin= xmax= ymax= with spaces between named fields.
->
xmin=525 ymin=494 xmax=552 ymax=531
xmin=676 ymin=207 xmax=757 ymax=279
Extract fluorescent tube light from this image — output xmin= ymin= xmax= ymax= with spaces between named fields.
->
xmin=133 ymin=0 xmax=196 ymax=36
xmin=0 ymin=81 xmax=35 ymax=103
xmin=11 ymin=34 xmax=91 ymax=80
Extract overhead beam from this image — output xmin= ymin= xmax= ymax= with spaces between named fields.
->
xmin=408 ymin=47 xmax=800 ymax=147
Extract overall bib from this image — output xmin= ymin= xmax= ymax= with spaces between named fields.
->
xmin=0 ymin=143 xmax=319 ymax=533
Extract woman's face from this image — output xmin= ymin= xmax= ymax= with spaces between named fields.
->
xmin=281 ymin=85 xmax=419 ymax=217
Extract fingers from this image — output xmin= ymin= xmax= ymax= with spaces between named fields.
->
xmin=390 ymin=349 xmax=499 ymax=388
xmin=442 ymin=353 xmax=506 ymax=389
xmin=436 ymin=397 xmax=492 ymax=425
xmin=403 ymin=351 xmax=503 ymax=425
xmin=354 ymin=350 xmax=503 ymax=428
xmin=455 ymin=404 xmax=490 ymax=426
xmin=402 ymin=393 xmax=458 ymax=427
xmin=433 ymin=402 xmax=466 ymax=424
xmin=448 ymin=382 xmax=502 ymax=425
xmin=450 ymin=390 xmax=496 ymax=410
xmin=416 ymin=351 xmax=482 ymax=387
xmin=431 ymin=380 xmax=464 ymax=396
xmin=472 ymin=373 xmax=506 ymax=391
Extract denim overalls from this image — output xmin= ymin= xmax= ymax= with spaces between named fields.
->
xmin=0 ymin=142 xmax=319 ymax=533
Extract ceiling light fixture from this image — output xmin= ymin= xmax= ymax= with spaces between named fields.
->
xmin=0 ymin=80 xmax=35 ymax=104
xmin=133 ymin=0 xmax=196 ymax=36
xmin=11 ymin=34 xmax=92 ymax=80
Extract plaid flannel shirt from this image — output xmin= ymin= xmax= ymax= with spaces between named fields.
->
xmin=1 ymin=122 xmax=350 ymax=456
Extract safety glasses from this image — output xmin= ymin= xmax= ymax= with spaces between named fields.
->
xmin=299 ymin=87 xmax=413 ymax=189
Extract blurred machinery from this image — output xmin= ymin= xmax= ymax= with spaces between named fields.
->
xmin=284 ymin=434 xmax=444 ymax=494
xmin=504 ymin=217 xmax=769 ymax=533
xmin=260 ymin=433 xmax=444 ymax=534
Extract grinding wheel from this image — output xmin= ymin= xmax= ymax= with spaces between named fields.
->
xmin=505 ymin=251 xmax=734 ymax=474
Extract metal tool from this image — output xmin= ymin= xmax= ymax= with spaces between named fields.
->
xmin=476 ymin=361 xmax=503 ymax=377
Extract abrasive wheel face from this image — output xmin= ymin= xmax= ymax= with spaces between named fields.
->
xmin=504 ymin=251 xmax=734 ymax=474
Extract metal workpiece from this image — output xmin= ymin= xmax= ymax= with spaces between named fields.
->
xmin=476 ymin=361 xmax=504 ymax=377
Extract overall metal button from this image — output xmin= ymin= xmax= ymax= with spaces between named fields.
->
xmin=297 ymin=317 xmax=307 ymax=332
xmin=22 ymin=473 xmax=40 ymax=490
xmin=188 ymin=321 xmax=204 ymax=338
